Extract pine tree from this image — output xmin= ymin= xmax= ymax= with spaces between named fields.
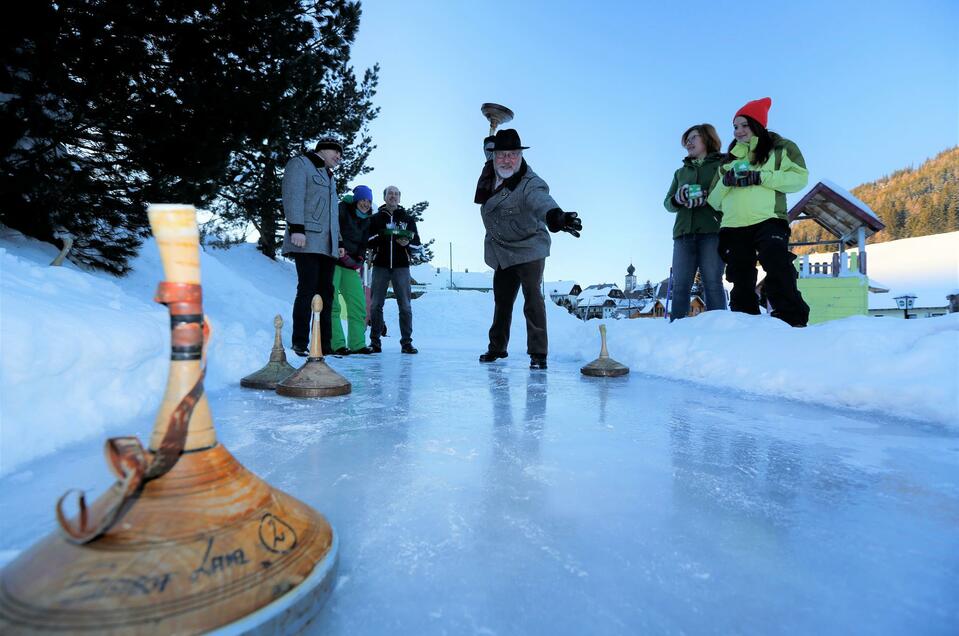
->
xmin=208 ymin=0 xmax=379 ymax=258
xmin=0 ymin=1 xmax=154 ymax=274
xmin=691 ymin=269 xmax=703 ymax=296
xmin=2 ymin=0 xmax=378 ymax=272
xmin=404 ymin=200 xmax=435 ymax=266
xmin=642 ymin=280 xmax=655 ymax=298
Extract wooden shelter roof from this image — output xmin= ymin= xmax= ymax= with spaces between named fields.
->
xmin=788 ymin=180 xmax=886 ymax=247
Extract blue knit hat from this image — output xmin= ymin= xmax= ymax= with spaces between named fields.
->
xmin=352 ymin=185 xmax=373 ymax=203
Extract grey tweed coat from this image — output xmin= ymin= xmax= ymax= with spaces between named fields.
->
xmin=480 ymin=162 xmax=560 ymax=269
xmin=280 ymin=154 xmax=340 ymax=257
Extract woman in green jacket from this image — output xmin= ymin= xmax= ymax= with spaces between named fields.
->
xmin=663 ymin=123 xmax=727 ymax=319
xmin=707 ymin=97 xmax=810 ymax=327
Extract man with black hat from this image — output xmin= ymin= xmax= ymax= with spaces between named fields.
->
xmin=474 ymin=128 xmax=583 ymax=370
xmin=281 ymin=137 xmax=344 ymax=356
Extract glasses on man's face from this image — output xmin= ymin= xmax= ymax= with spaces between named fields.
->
xmin=495 ymin=151 xmax=521 ymax=161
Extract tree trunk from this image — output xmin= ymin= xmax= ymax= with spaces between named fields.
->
xmin=258 ymin=205 xmax=278 ymax=259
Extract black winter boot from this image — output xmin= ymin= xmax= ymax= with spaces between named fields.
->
xmin=479 ymin=350 xmax=508 ymax=363
xmin=529 ymin=355 xmax=547 ymax=370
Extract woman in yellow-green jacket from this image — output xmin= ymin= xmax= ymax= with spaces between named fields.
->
xmin=707 ymin=97 xmax=810 ymax=327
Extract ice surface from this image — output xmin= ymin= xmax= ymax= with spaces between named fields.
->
xmin=2 ymin=350 xmax=957 ymax=634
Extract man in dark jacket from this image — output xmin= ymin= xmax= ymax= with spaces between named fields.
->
xmin=281 ymin=137 xmax=342 ymax=356
xmin=367 ymin=185 xmax=421 ymax=354
xmin=474 ymin=129 xmax=582 ymax=370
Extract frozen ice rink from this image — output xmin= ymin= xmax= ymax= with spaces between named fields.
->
xmin=3 ymin=349 xmax=956 ymax=635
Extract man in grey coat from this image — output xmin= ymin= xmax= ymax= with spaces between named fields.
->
xmin=474 ymin=129 xmax=582 ymax=369
xmin=281 ymin=137 xmax=344 ymax=356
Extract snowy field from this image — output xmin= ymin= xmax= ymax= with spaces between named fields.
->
xmin=1 ymin=229 xmax=958 ymax=633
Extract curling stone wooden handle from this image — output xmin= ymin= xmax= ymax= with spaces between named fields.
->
xmin=599 ymin=324 xmax=609 ymax=359
xmin=147 ymin=205 xmax=201 ymax=284
xmin=309 ymin=295 xmax=324 ymax=358
xmin=146 ymin=204 xmax=215 ymax=452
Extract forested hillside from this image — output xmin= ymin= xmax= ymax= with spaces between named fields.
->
xmin=791 ymin=146 xmax=958 ymax=253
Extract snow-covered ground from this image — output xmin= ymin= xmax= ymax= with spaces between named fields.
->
xmin=1 ymin=227 xmax=957 ymax=476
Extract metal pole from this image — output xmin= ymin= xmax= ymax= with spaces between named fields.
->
xmin=449 ymin=242 xmax=453 ymax=289
xmin=664 ymin=267 xmax=673 ymax=320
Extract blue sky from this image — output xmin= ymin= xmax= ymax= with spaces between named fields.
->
xmin=347 ymin=0 xmax=958 ymax=286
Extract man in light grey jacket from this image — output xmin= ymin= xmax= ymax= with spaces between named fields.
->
xmin=474 ymin=129 xmax=582 ymax=370
xmin=281 ymin=137 xmax=344 ymax=356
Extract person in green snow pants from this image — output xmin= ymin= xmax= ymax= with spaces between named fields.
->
xmin=331 ymin=185 xmax=374 ymax=354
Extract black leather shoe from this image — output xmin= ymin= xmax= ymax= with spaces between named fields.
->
xmin=479 ymin=350 xmax=508 ymax=363
xmin=352 ymin=346 xmax=373 ymax=355
xmin=333 ymin=347 xmax=351 ymax=356
xmin=401 ymin=344 xmax=418 ymax=354
xmin=369 ymin=342 xmax=382 ymax=353
xmin=292 ymin=345 xmax=308 ymax=357
xmin=529 ymin=355 xmax=547 ymax=370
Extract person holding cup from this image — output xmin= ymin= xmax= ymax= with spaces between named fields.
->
xmin=367 ymin=185 xmax=421 ymax=354
xmin=663 ymin=123 xmax=727 ymax=320
xmin=707 ymin=97 xmax=810 ymax=327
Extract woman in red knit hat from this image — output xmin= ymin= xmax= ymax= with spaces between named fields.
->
xmin=706 ymin=97 xmax=810 ymax=327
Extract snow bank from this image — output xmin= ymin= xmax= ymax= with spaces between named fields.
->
xmin=2 ymin=230 xmax=957 ymax=475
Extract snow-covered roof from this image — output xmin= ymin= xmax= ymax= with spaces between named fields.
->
xmin=412 ymin=264 xmax=493 ymax=290
xmin=804 ymin=232 xmax=958 ymax=310
xmin=547 ymin=280 xmax=579 ymax=295
xmin=788 ymin=180 xmax=885 ymax=244
xmin=819 ymin=179 xmax=882 ymax=223
xmin=577 ymin=286 xmax=620 ymax=301
xmin=582 ymin=283 xmax=619 ymax=291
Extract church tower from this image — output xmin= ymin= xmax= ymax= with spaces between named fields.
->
xmin=625 ymin=263 xmax=636 ymax=293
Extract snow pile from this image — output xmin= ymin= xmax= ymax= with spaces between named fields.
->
xmin=804 ymin=231 xmax=958 ymax=311
xmin=2 ymin=229 xmax=957 ymax=476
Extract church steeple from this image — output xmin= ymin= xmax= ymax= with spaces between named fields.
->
xmin=625 ymin=263 xmax=636 ymax=293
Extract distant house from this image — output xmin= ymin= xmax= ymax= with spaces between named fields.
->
xmin=548 ymin=282 xmax=581 ymax=312
xmin=574 ymin=284 xmax=624 ymax=320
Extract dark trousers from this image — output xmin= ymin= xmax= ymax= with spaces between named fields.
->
xmin=670 ymin=232 xmax=727 ymax=320
xmin=489 ymin=258 xmax=547 ymax=356
xmin=292 ymin=253 xmax=336 ymax=353
xmin=718 ymin=219 xmax=809 ymax=327
xmin=369 ymin=266 xmax=413 ymax=347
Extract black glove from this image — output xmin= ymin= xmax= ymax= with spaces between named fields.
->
xmin=483 ymin=136 xmax=496 ymax=161
xmin=723 ymin=170 xmax=762 ymax=187
xmin=546 ymin=209 xmax=582 ymax=237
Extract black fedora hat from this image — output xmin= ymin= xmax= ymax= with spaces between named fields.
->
xmin=491 ymin=128 xmax=529 ymax=151
xmin=314 ymin=137 xmax=343 ymax=153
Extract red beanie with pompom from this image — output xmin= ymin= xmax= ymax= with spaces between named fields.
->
xmin=735 ymin=97 xmax=772 ymax=128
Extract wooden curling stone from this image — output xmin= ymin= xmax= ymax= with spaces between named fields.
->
xmin=241 ymin=315 xmax=296 ymax=390
xmin=0 ymin=205 xmax=339 ymax=635
xmin=581 ymin=324 xmax=630 ymax=377
xmin=276 ymin=295 xmax=351 ymax=398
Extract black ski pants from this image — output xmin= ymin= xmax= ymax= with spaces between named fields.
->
xmin=718 ymin=218 xmax=809 ymax=327
xmin=292 ymin=253 xmax=336 ymax=354
xmin=488 ymin=258 xmax=547 ymax=356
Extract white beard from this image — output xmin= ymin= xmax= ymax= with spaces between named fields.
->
xmin=495 ymin=164 xmax=517 ymax=180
